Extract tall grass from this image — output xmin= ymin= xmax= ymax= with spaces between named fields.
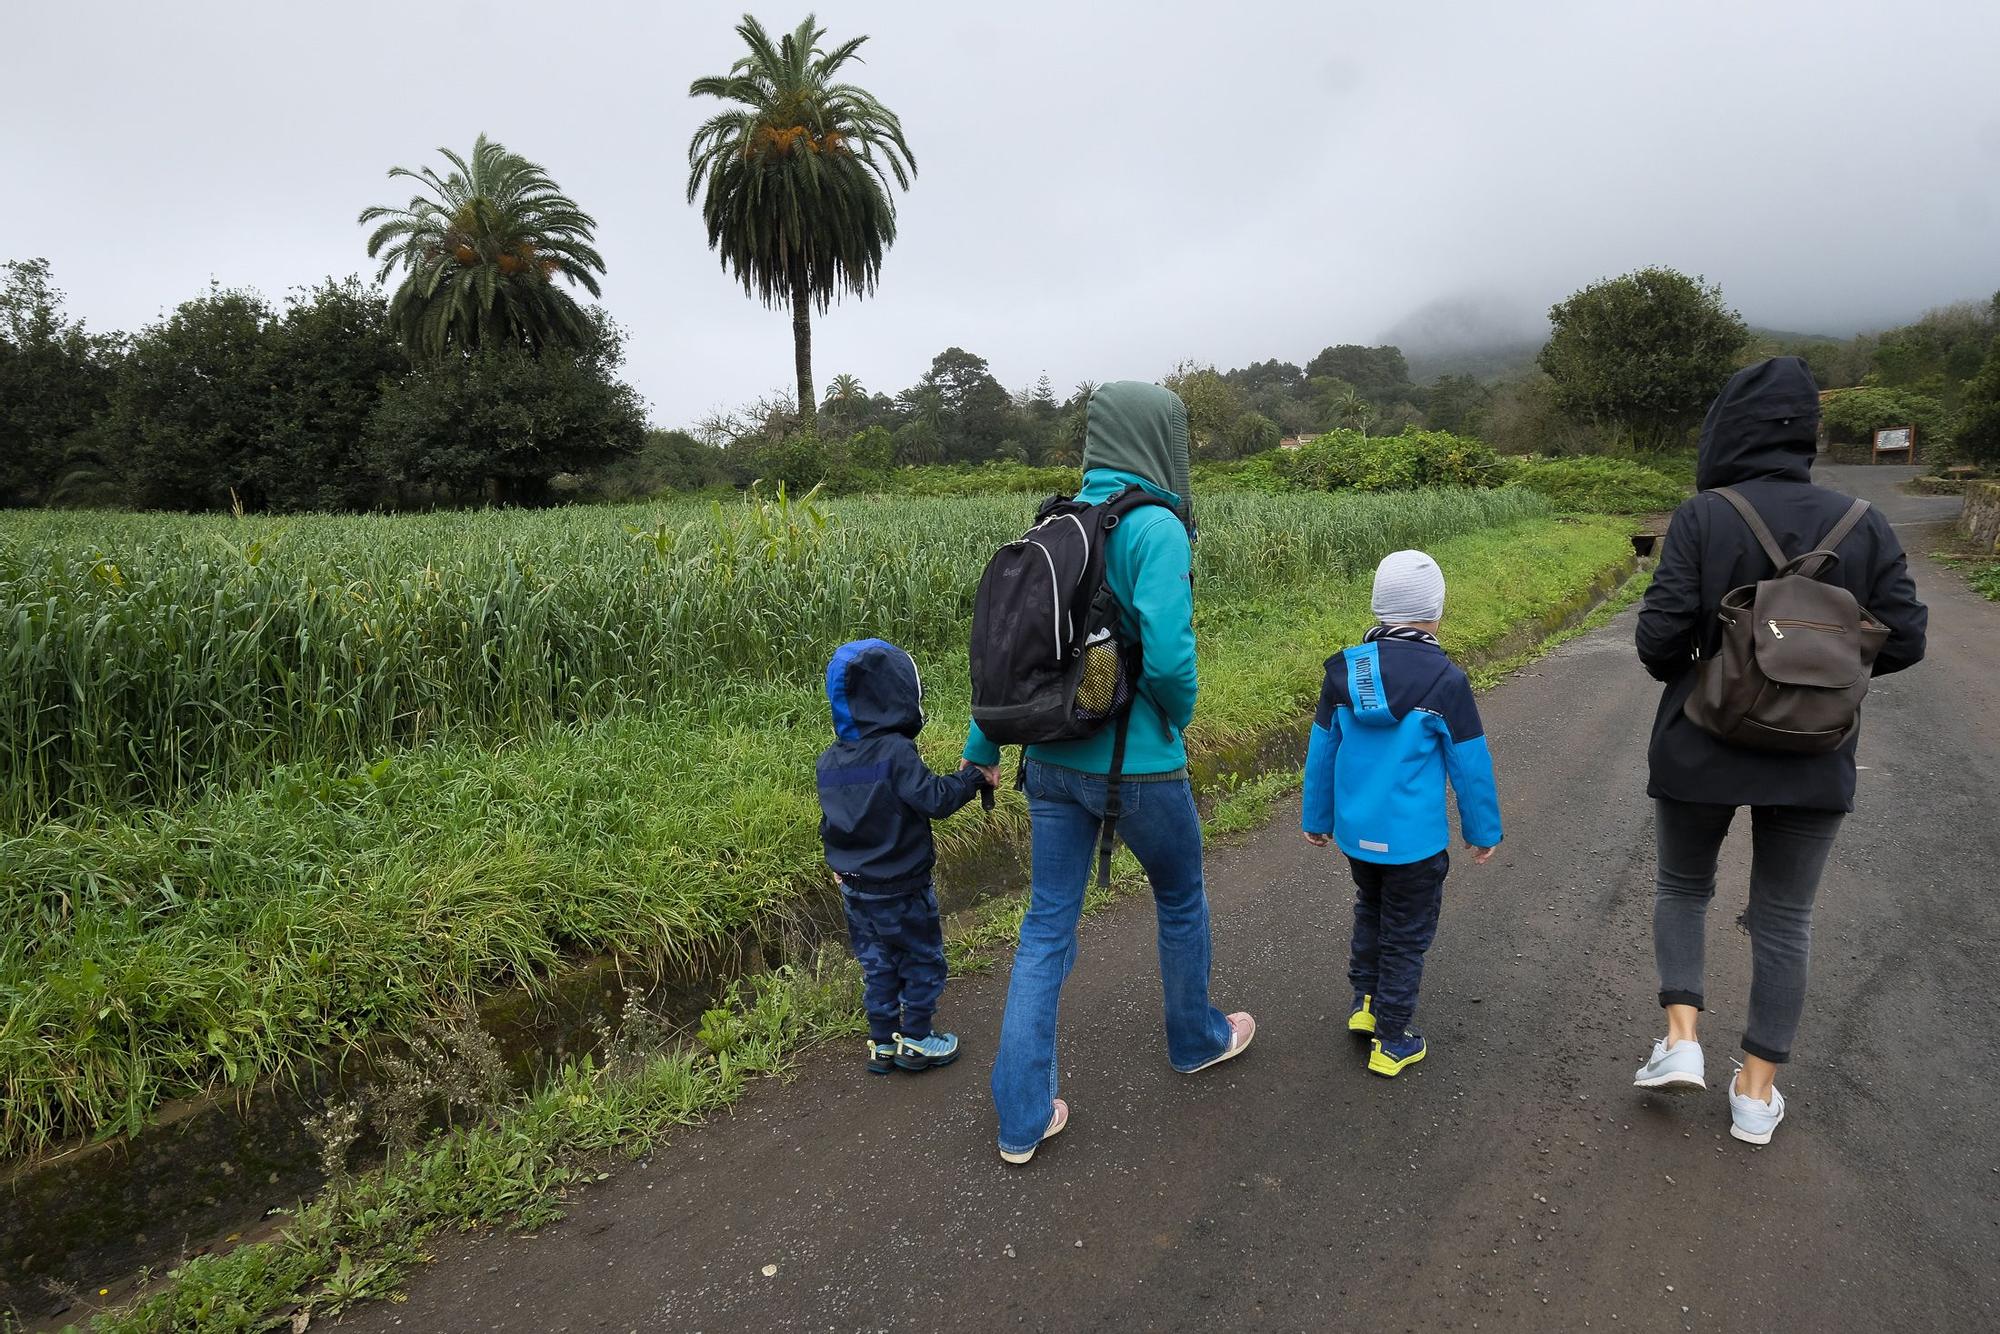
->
xmin=0 ymin=487 xmax=1545 ymax=830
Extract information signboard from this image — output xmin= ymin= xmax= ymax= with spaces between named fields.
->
xmin=1872 ymin=425 xmax=1913 ymax=461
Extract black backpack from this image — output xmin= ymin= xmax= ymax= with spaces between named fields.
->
xmin=968 ymin=485 xmax=1171 ymax=885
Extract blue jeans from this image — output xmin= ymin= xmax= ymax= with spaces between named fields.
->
xmin=842 ymin=885 xmax=947 ymax=1043
xmin=1346 ymin=850 xmax=1449 ymax=1038
xmin=991 ymin=761 xmax=1232 ymax=1154
xmin=1652 ymin=798 xmax=1844 ymax=1063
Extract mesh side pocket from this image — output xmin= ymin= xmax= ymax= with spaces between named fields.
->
xmin=1073 ymin=635 xmax=1132 ymax=724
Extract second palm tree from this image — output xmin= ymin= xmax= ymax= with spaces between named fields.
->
xmin=687 ymin=13 xmax=916 ymax=428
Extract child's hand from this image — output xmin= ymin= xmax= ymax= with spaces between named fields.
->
xmin=1468 ymin=844 xmax=1496 ymax=865
xmin=1302 ymin=831 xmax=1331 ymax=847
xmin=960 ymin=760 xmax=1000 ymax=787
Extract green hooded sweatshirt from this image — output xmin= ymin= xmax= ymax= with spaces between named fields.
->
xmin=963 ymin=381 xmax=1198 ymax=778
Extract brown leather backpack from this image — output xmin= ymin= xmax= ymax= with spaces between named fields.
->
xmin=1682 ymin=487 xmax=1890 ymax=754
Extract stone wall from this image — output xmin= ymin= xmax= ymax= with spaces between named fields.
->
xmin=1962 ymin=481 xmax=2000 ymax=553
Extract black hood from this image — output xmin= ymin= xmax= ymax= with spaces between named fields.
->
xmin=825 ymin=639 xmax=924 ymax=741
xmin=1695 ymin=356 xmax=1821 ymax=491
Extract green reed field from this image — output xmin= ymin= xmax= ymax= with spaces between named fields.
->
xmin=0 ymin=487 xmax=1631 ymax=1158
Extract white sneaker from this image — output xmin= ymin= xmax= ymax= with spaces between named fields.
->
xmin=1634 ymin=1037 xmax=1706 ymax=1090
xmin=1728 ymin=1073 xmax=1786 ymax=1144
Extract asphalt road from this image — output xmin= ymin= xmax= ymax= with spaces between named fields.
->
xmin=348 ymin=466 xmax=1998 ymax=1334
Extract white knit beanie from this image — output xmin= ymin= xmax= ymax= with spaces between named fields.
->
xmin=1371 ymin=550 xmax=1446 ymax=624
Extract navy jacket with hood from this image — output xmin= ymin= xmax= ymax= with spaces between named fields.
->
xmin=1301 ymin=627 xmax=1504 ymax=864
xmin=818 ymin=639 xmax=986 ymax=894
xmin=1635 ymin=357 xmax=1928 ymax=811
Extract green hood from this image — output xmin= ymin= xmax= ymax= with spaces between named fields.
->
xmin=1082 ymin=381 xmax=1191 ymax=523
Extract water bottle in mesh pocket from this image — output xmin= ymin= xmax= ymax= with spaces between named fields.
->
xmin=969 ymin=485 xmax=1165 ymax=746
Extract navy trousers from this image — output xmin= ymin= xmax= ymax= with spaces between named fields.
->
xmin=843 ymin=885 xmax=947 ymax=1042
xmin=1346 ymin=850 xmax=1449 ymax=1037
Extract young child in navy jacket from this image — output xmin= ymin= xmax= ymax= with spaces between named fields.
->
xmin=818 ymin=638 xmax=992 ymax=1074
xmin=1301 ymin=551 xmax=1504 ymax=1076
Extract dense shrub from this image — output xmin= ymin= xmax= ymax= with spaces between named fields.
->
xmin=1191 ymin=451 xmax=1288 ymax=494
xmin=1275 ymin=429 xmax=1505 ymax=493
xmin=366 ymin=333 xmax=645 ymax=507
xmin=1507 ymin=455 xmax=1687 ymax=514
xmin=894 ymin=462 xmax=1078 ymax=498
xmin=1819 ymin=386 xmax=1952 ymax=454
xmin=583 ymin=429 xmax=734 ymax=500
xmin=742 ymin=426 xmax=905 ymax=495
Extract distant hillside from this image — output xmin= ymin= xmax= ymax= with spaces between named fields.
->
xmin=1378 ymin=294 xmax=1548 ymax=384
xmin=1388 ymin=308 xmax=1849 ymax=385
xmin=1403 ymin=339 xmax=1545 ymax=383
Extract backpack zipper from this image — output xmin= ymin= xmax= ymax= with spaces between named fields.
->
xmin=1767 ymin=618 xmax=1842 ymax=639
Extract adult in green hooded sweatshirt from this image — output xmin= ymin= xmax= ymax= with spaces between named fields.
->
xmin=965 ymin=381 xmax=1255 ymax=1164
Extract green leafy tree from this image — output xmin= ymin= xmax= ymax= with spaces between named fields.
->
xmin=1424 ymin=373 xmax=1492 ymax=436
xmin=688 ymin=13 xmax=916 ymax=426
xmin=360 ymin=134 xmax=605 ymax=360
xmin=111 ymin=285 xmax=279 ymax=510
xmin=1869 ymin=301 xmax=1998 ymax=402
xmin=1305 ymin=345 xmax=1411 ymax=402
xmin=366 ymin=313 xmax=645 ymax=506
xmin=253 ymin=278 xmax=409 ymax=510
xmin=1950 ymin=336 xmax=2000 ymax=469
xmin=1539 ymin=267 xmax=1748 ymax=450
xmin=919 ymin=347 xmax=1012 ymax=461
xmin=109 ymin=279 xmax=407 ymax=512
xmin=1162 ymin=360 xmax=1244 ymax=455
xmin=0 ymin=259 xmax=124 ymax=506
xmin=1223 ymin=359 xmax=1305 ymax=394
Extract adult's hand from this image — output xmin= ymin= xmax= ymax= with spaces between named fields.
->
xmin=960 ymin=759 xmax=1000 ymax=787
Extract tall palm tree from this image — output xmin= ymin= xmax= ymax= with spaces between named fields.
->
xmin=687 ymin=14 xmax=916 ymax=427
xmin=360 ymin=134 xmax=605 ymax=360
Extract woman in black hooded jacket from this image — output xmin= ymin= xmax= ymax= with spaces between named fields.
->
xmin=1630 ymin=356 xmax=1926 ymax=1143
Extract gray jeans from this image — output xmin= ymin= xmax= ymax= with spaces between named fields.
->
xmin=1653 ymin=798 xmax=1845 ymax=1063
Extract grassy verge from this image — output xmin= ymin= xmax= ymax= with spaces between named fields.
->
xmin=63 ymin=517 xmax=1634 ymax=1333
xmin=1940 ymin=555 xmax=2000 ymax=600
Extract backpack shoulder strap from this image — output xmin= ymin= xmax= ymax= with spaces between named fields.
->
xmin=1797 ymin=498 xmax=1871 ymax=579
xmin=1710 ymin=486 xmax=1791 ymax=571
xmin=1821 ymin=497 xmax=1871 ymax=553
xmin=1098 ymin=483 xmax=1171 ymax=523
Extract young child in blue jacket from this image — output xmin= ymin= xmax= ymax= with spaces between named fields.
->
xmin=818 ymin=638 xmax=993 ymax=1075
xmin=1301 ymin=551 xmax=1503 ymax=1076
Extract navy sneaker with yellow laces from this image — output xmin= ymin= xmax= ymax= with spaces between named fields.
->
xmin=865 ymin=1039 xmax=897 ymax=1075
xmin=1368 ymin=1030 xmax=1427 ymax=1077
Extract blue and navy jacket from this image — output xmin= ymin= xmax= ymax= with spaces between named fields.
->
xmin=1300 ymin=627 xmax=1503 ymax=865
xmin=818 ymin=639 xmax=986 ymax=895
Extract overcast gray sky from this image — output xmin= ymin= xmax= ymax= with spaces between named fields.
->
xmin=5 ymin=1 xmax=1996 ymax=426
